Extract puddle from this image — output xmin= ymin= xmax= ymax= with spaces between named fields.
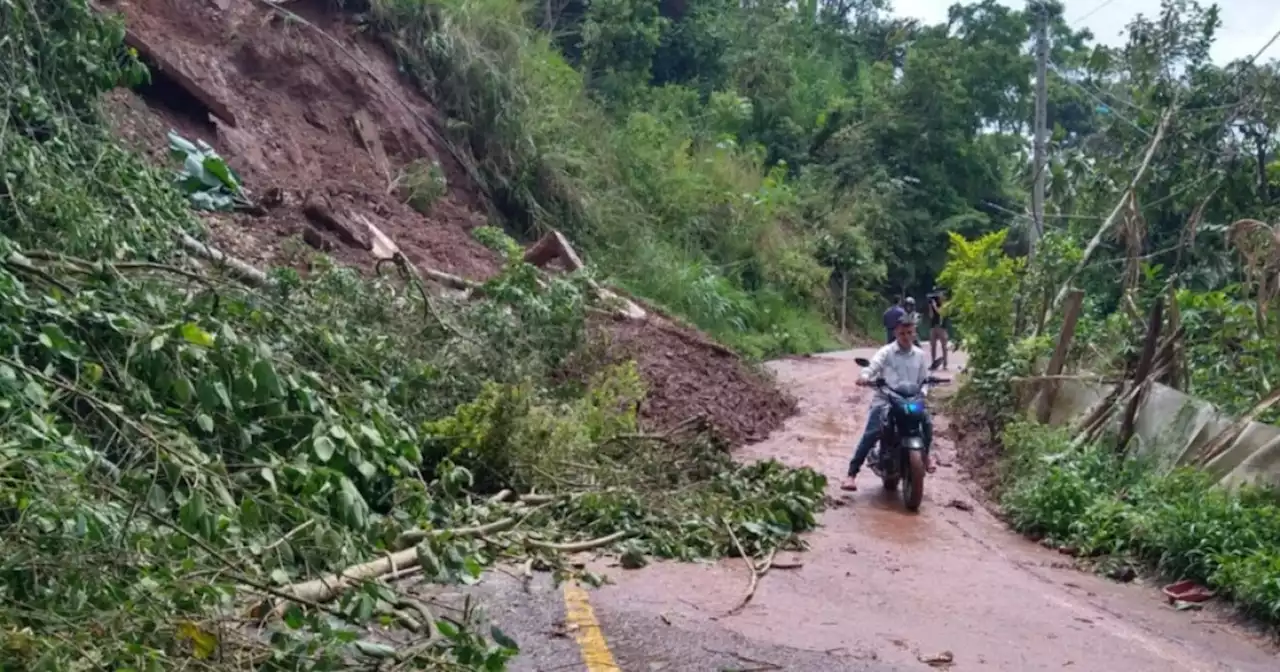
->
xmin=860 ymin=492 xmax=929 ymax=545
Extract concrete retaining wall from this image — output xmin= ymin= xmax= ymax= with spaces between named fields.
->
xmin=1036 ymin=379 xmax=1280 ymax=488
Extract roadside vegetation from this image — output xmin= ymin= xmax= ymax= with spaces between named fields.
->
xmin=998 ymin=422 xmax=1280 ymax=622
xmin=9 ymin=0 xmax=1280 ymax=666
xmin=366 ymin=0 xmax=1084 ymax=356
xmin=0 ymin=0 xmax=829 ymax=669
xmin=936 ymin=1 xmax=1280 ymax=627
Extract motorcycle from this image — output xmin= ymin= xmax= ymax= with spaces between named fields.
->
xmin=852 ymin=356 xmax=950 ymax=512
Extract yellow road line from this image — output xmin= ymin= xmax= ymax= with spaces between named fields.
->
xmin=562 ymin=581 xmax=621 ymax=671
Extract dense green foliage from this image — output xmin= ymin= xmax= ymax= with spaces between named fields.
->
xmin=1000 ymin=422 xmax=1280 ymax=622
xmin=10 ymin=0 xmax=1280 ymax=662
xmin=0 ymin=0 xmax=829 ymax=669
xmin=367 ymin=0 xmax=1097 ymax=353
xmin=934 ymin=0 xmax=1280 ymax=627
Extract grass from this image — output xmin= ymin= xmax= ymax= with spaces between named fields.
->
xmin=0 ymin=0 xmax=833 ymax=668
xmin=368 ymin=0 xmax=841 ymax=359
xmin=998 ymin=421 xmax=1280 ymax=623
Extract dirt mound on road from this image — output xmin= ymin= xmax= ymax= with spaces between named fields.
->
xmin=604 ymin=318 xmax=796 ymax=445
xmin=102 ymin=0 xmax=795 ymax=445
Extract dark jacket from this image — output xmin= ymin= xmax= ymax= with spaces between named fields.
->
xmin=883 ymin=305 xmax=905 ymax=332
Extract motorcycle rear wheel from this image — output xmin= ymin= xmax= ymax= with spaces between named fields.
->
xmin=902 ymin=451 xmax=925 ymax=512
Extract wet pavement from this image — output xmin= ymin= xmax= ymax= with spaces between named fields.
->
xmin=443 ymin=347 xmax=1280 ymax=671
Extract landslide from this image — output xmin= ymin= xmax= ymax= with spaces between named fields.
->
xmin=102 ymin=0 xmax=796 ymax=444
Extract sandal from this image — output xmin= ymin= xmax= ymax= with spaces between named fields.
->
xmin=840 ymin=476 xmax=858 ymax=491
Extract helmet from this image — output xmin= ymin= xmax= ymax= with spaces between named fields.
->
xmin=904 ymin=297 xmax=916 ymax=308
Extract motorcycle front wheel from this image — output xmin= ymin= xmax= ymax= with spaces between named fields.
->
xmin=902 ymin=451 xmax=925 ymax=512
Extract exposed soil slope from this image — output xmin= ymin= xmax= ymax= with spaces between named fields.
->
xmin=102 ymin=0 xmax=795 ymax=443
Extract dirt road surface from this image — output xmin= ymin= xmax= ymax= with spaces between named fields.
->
xmin=441 ymin=347 xmax=1279 ymax=671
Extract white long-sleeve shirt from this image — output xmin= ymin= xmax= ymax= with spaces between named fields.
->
xmin=860 ymin=342 xmax=930 ymax=407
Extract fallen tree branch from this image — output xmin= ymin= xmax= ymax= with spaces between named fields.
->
xmin=394 ymin=516 xmax=518 ymax=550
xmin=525 ymin=530 xmax=632 ymax=553
xmin=177 ymin=232 xmax=271 ymax=287
xmin=1051 ymin=104 xmax=1175 ymax=313
xmin=1194 ymin=386 xmax=1280 ymax=467
xmin=715 ymin=521 xmax=779 ymax=620
xmin=258 ymin=519 xmax=315 ymax=557
xmin=1012 ymin=374 xmax=1122 ymax=384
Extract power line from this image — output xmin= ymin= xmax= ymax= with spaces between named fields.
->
xmin=1069 ymin=0 xmax=1116 ymax=26
xmin=1247 ymin=26 xmax=1280 ymax=63
xmin=1046 ymin=61 xmax=1153 ymax=137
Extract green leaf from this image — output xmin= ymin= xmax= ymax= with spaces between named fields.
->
xmin=252 ymin=359 xmax=283 ymax=399
xmin=180 ymin=322 xmax=216 ymax=348
xmin=354 ymin=640 xmax=397 ymax=659
xmin=460 ymin=555 xmax=483 ymax=585
xmin=38 ymin=324 xmax=78 ymax=360
xmin=313 ymin=436 xmax=335 ymax=462
xmin=23 ymin=381 xmax=47 ymax=407
xmin=168 ymin=130 xmax=199 ymax=156
xmin=490 ymin=625 xmax=519 ymax=651
xmin=177 ymin=622 xmax=218 ymax=660
xmin=357 ymin=462 xmax=378 ymax=480
xmin=354 ymin=594 xmax=375 ymax=622
xmin=201 ymin=155 xmax=240 ymax=191
xmin=196 ymin=379 xmax=221 ymax=412
xmin=173 ymin=375 xmax=195 ymax=404
xmin=196 ymin=413 xmax=215 ymax=433
xmin=337 ymin=476 xmax=369 ymax=529
xmin=260 ymin=467 xmax=277 ymax=491
xmin=149 ymin=334 xmax=167 ymax=352
xmin=179 ymin=491 xmax=207 ymax=535
xmin=214 ymin=381 xmax=233 ymax=410
xmin=283 ymin=604 xmax=305 ymax=629
xmin=436 ymin=619 xmax=459 ymax=639
xmin=359 ymin=424 xmax=385 ymax=447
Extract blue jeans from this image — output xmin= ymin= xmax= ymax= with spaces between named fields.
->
xmin=848 ymin=404 xmax=933 ymax=477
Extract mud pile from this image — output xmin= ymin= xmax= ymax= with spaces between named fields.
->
xmin=101 ymin=0 xmax=796 ymax=444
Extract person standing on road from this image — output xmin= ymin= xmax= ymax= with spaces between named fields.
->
xmin=928 ymin=289 xmax=950 ymax=370
xmin=882 ymin=297 xmax=905 ymax=344
xmin=903 ymin=297 xmax=921 ymax=347
xmin=842 ymin=314 xmax=935 ymax=491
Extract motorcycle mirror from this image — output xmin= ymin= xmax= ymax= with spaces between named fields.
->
xmin=929 ymin=357 xmax=944 ymax=371
xmin=854 ymin=357 xmax=871 ymax=367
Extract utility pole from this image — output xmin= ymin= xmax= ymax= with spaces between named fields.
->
xmin=1030 ymin=1 xmax=1049 ymax=258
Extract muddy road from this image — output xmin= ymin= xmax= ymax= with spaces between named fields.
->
xmin=454 ymin=347 xmax=1279 ymax=671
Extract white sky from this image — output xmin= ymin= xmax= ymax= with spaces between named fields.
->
xmin=890 ymin=0 xmax=1280 ymax=64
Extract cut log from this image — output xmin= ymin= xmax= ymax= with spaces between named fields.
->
xmin=350 ymin=110 xmax=391 ymax=185
xmin=1034 ymin=289 xmax=1084 ymax=423
xmin=1117 ymin=298 xmax=1164 ymax=452
xmin=524 ymin=230 xmax=645 ymax=318
xmin=302 ymin=195 xmax=372 ymax=251
xmin=176 ymin=233 xmax=269 ymax=286
xmin=353 ymin=212 xmax=399 ymax=259
xmin=301 ymin=226 xmax=335 ymax=252
xmin=524 ymin=230 xmax=585 ymax=271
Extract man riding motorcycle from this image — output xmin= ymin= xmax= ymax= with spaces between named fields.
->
xmin=841 ymin=314 xmax=936 ymax=491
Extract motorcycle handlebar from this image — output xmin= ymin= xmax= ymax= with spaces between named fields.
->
xmin=873 ymin=377 xmax=951 ymax=391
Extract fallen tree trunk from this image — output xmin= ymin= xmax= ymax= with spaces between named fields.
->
xmin=303 ymin=195 xmax=372 ymax=251
xmin=1050 ymin=105 xmax=1175 ymax=313
xmin=177 ymin=233 xmax=271 ymax=287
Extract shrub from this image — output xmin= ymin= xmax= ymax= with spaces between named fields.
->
xmin=998 ymin=421 xmax=1280 ymax=623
